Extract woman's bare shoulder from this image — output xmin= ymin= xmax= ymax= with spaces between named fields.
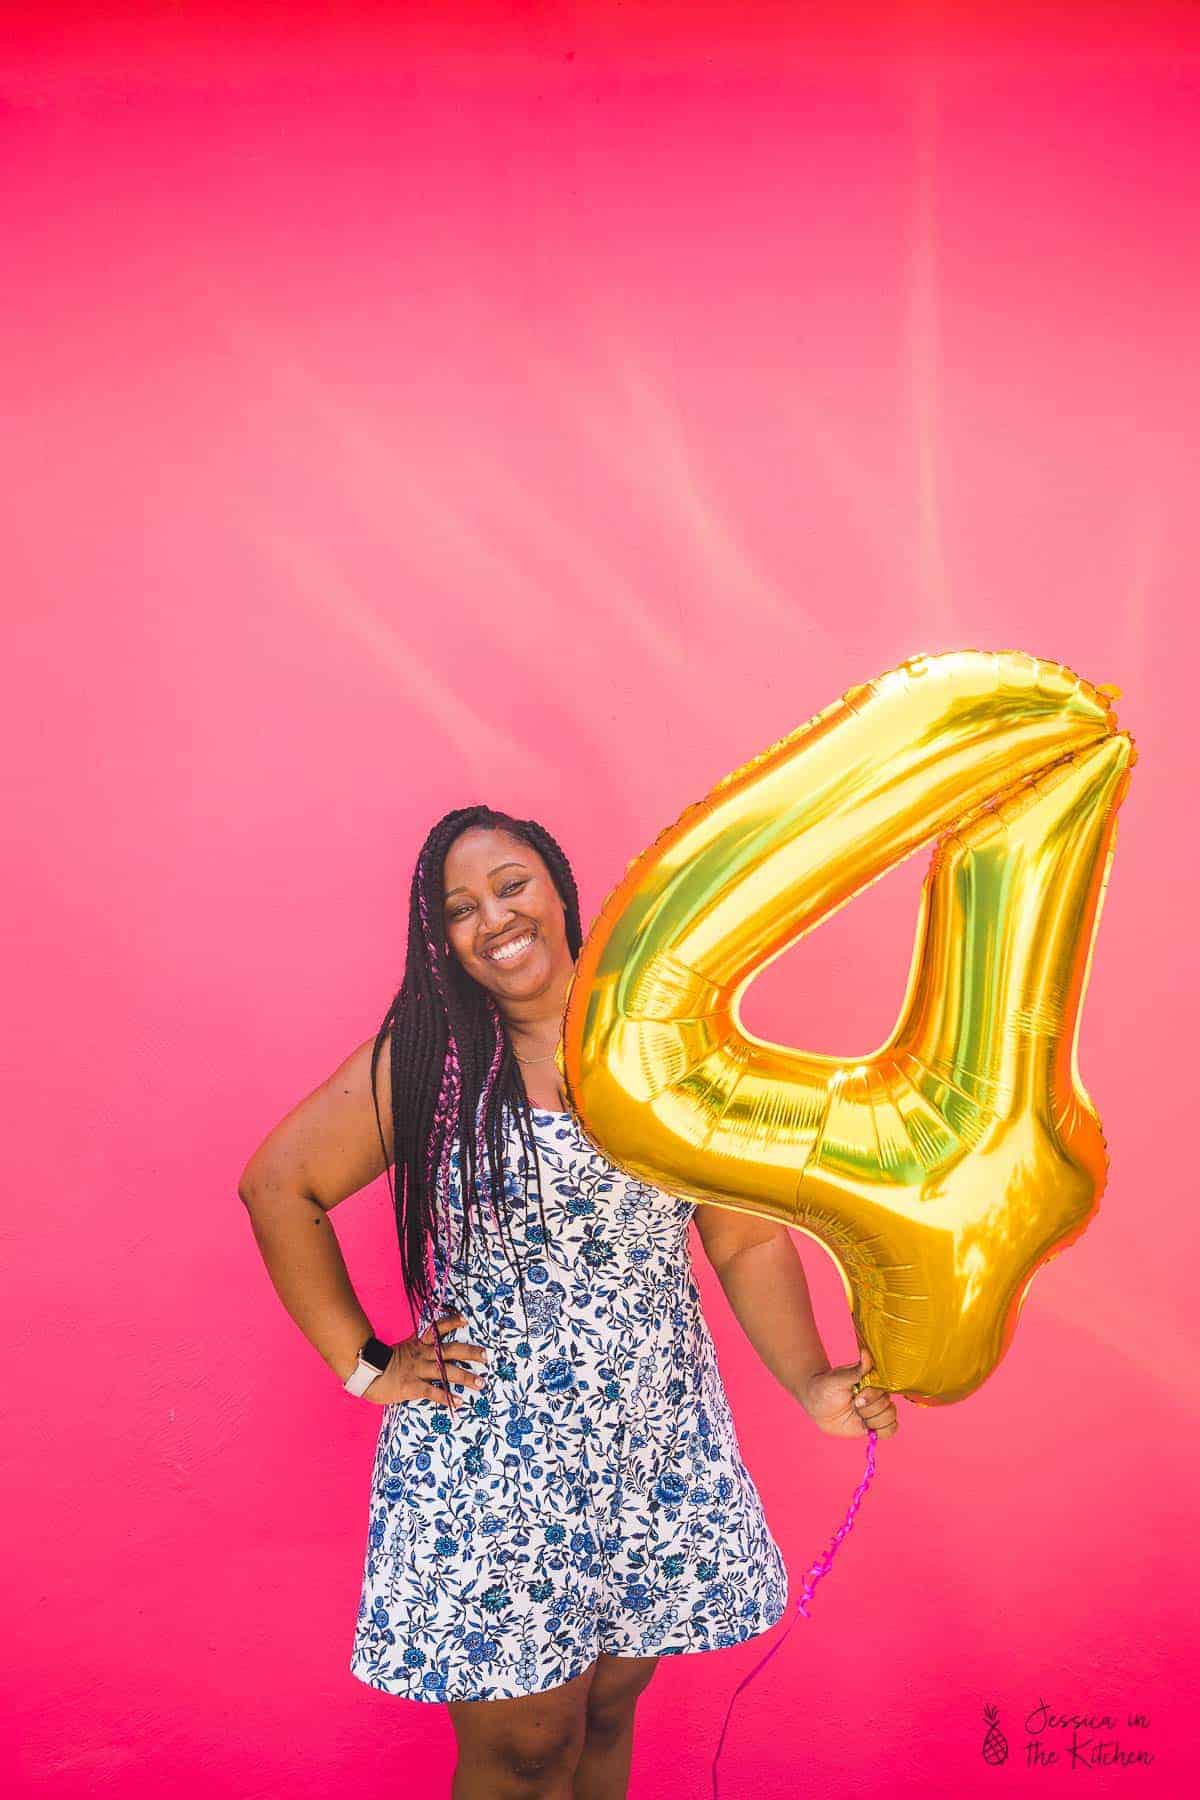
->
xmin=238 ymin=1030 xmax=396 ymax=1211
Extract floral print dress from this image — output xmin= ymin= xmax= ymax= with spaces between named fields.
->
xmin=349 ymin=1099 xmax=788 ymax=1702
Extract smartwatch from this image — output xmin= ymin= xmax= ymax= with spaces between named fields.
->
xmin=344 ymin=1333 xmax=392 ymax=1397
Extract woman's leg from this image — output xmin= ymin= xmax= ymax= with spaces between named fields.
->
xmin=572 ymin=1653 xmax=660 ymax=1800
xmin=448 ymin=1660 xmax=598 ymax=1799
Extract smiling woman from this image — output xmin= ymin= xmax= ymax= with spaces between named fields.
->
xmin=237 ymin=803 xmax=820 ymax=1799
xmin=440 ymin=824 xmax=576 ymax=1112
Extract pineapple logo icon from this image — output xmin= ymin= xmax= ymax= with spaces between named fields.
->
xmin=981 ymin=1703 xmax=1009 ymax=1765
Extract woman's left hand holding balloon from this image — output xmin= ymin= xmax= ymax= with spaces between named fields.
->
xmin=803 ymin=1346 xmax=899 ymax=1440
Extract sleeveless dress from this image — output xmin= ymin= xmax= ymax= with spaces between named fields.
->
xmin=349 ymin=1099 xmax=788 ymax=1702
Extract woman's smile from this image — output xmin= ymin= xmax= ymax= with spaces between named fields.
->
xmin=482 ymin=926 xmax=538 ymax=966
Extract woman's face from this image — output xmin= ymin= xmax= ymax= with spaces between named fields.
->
xmin=441 ymin=826 xmax=571 ymax=1001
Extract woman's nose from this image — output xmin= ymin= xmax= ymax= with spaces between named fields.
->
xmin=480 ymin=902 xmax=516 ymax=931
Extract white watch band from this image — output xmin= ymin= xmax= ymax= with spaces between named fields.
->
xmin=344 ymin=1352 xmax=386 ymax=1397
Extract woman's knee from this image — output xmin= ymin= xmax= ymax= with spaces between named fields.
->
xmin=493 ymin=1716 xmax=587 ymax=1784
xmin=585 ymin=1655 xmax=659 ymax=1739
xmin=449 ymin=1665 xmax=595 ymax=1789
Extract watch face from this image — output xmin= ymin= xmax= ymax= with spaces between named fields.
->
xmin=363 ymin=1337 xmax=391 ymax=1373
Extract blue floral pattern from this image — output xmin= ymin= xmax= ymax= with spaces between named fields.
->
xmin=349 ymin=1101 xmax=787 ymax=1701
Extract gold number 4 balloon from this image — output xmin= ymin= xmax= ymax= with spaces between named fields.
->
xmin=559 ymin=650 xmax=1137 ymax=1405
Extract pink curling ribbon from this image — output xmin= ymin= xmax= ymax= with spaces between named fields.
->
xmin=709 ymin=1427 xmax=879 ymax=1800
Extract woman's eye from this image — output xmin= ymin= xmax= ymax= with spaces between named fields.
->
xmin=448 ymin=879 xmax=525 ymax=922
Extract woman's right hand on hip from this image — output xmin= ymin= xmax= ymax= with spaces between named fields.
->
xmin=362 ymin=1311 xmax=489 ymax=1409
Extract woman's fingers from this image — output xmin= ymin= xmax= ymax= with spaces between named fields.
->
xmin=424 ymin=1349 xmax=487 ymax=1387
xmin=853 ymin=1384 xmax=899 ymax=1435
xmin=420 ymin=1321 xmax=489 ymax=1377
xmin=853 ymin=1385 xmax=886 ymax=1413
xmin=419 ymin=1311 xmax=465 ymax=1342
xmin=405 ymin=1315 xmax=490 ymax=1406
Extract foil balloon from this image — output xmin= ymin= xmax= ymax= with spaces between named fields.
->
xmin=558 ymin=650 xmax=1136 ymax=1406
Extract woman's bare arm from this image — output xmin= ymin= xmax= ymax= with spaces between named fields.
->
xmin=237 ymin=1034 xmax=396 ymax=1383
xmin=693 ymin=1205 xmax=833 ymax=1403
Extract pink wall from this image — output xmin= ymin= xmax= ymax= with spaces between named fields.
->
xmin=5 ymin=4 xmax=1196 ymax=1794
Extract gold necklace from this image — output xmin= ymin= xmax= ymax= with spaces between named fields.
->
xmin=511 ymin=1048 xmax=559 ymax=1064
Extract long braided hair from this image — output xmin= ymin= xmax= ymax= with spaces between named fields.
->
xmin=368 ymin=805 xmax=584 ymax=1392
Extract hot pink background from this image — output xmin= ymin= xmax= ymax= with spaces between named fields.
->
xmin=5 ymin=4 xmax=1197 ymax=1795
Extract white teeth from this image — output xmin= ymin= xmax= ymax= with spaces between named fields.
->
xmin=488 ymin=931 xmax=535 ymax=962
